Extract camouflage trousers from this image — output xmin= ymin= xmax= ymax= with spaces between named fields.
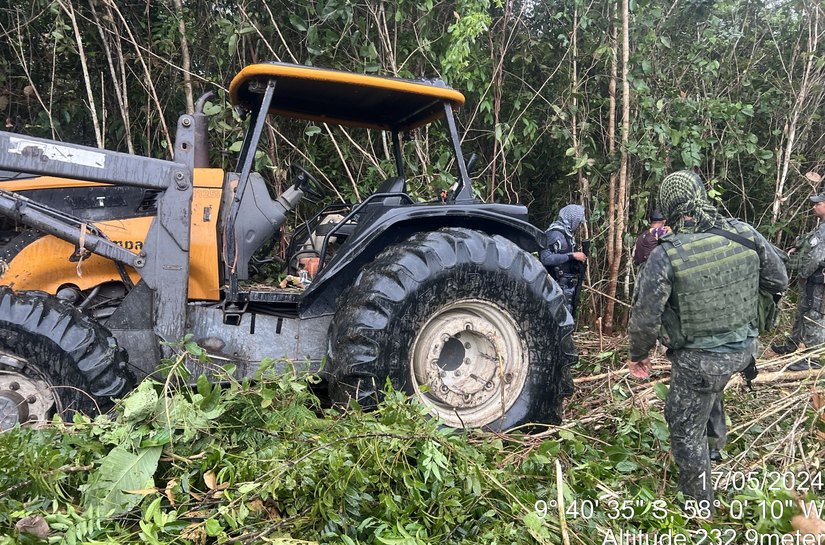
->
xmin=790 ymin=279 xmax=825 ymax=347
xmin=665 ymin=348 xmax=752 ymax=505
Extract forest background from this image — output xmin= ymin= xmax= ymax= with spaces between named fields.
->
xmin=1 ymin=0 xmax=824 ymax=332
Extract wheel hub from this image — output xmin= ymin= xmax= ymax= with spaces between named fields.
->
xmin=0 ymin=363 xmax=58 ymax=431
xmin=0 ymin=390 xmax=29 ymax=431
xmin=410 ymin=299 xmax=528 ymax=428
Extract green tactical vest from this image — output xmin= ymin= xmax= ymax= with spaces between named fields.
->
xmin=659 ymin=223 xmax=760 ymax=343
xmin=786 ymin=230 xmax=816 ymax=276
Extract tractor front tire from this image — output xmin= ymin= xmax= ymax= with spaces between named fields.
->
xmin=0 ymin=288 xmax=133 ymax=430
xmin=327 ymin=227 xmax=576 ymax=431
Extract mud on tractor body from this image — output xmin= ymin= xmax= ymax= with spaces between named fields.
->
xmin=0 ymin=63 xmax=576 ymax=431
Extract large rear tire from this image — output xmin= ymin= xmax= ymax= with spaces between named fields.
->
xmin=327 ymin=227 xmax=576 ymax=430
xmin=0 ymin=288 xmax=133 ymax=430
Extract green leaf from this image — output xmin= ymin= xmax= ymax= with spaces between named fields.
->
xmin=83 ymin=447 xmax=162 ymax=515
xmin=523 ymin=511 xmax=551 ymax=541
xmin=653 ymin=383 xmax=669 ymax=401
xmin=305 ymin=125 xmax=321 ymax=136
xmin=615 ymin=460 xmax=639 ymax=472
xmin=205 ymin=518 xmax=223 ymax=536
xmin=238 ymin=482 xmax=260 ymax=494
xmin=122 ymin=381 xmax=158 ymax=422
xmin=558 ymin=430 xmax=575 ymax=441
xmin=228 ymin=34 xmax=238 ymax=56
xmin=197 ymin=374 xmax=211 ymax=398
xmin=288 ymin=14 xmax=307 ymax=32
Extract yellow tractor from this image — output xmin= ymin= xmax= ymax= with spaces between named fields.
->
xmin=0 ymin=63 xmax=576 ymax=431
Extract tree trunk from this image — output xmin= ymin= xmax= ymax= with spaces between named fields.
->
xmin=59 ymin=0 xmax=103 ymax=148
xmin=603 ymin=0 xmax=630 ymax=335
xmin=772 ymin=5 xmax=824 ymax=226
xmin=605 ymin=0 xmax=619 ymax=318
xmin=173 ymin=0 xmax=194 ymax=114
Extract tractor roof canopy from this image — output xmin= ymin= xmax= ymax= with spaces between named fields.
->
xmin=229 ymin=63 xmax=465 ymax=131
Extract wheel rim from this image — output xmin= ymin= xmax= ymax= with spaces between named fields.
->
xmin=410 ymin=299 xmax=529 ymax=428
xmin=0 ymin=351 xmax=59 ymax=431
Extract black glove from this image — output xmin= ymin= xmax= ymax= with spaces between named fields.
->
xmin=741 ymin=357 xmax=758 ymax=391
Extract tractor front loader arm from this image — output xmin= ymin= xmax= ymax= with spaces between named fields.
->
xmin=0 ymin=115 xmax=198 ymax=345
xmin=0 ymin=131 xmax=184 ymax=190
xmin=0 ymin=189 xmax=145 ymax=269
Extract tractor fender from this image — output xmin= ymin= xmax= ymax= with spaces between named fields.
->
xmin=300 ymin=203 xmax=546 ymax=317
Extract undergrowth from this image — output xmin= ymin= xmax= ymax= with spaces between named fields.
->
xmin=1 ymin=339 xmax=824 ymax=544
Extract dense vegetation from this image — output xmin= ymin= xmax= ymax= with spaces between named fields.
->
xmin=1 ymin=0 xmax=823 ymax=328
xmin=1 ymin=341 xmax=823 ymax=544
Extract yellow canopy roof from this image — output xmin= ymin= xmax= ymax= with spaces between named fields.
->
xmin=229 ymin=63 xmax=465 ymax=131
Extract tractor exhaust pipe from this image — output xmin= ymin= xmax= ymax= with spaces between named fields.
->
xmin=193 ymin=92 xmax=214 ymax=168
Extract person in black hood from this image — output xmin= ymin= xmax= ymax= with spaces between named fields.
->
xmin=540 ymin=204 xmax=587 ymax=319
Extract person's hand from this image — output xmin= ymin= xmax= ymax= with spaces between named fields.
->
xmin=627 ymin=357 xmax=652 ymax=379
xmin=652 ymin=226 xmax=671 ymax=238
xmin=572 ymin=251 xmax=587 ymax=262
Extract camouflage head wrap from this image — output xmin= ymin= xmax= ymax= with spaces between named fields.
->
xmin=548 ymin=204 xmax=586 ymax=239
xmin=658 ymin=170 xmax=725 ymax=232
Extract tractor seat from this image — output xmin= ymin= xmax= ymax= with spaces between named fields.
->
xmin=318 ymin=177 xmax=407 ymax=242
xmin=375 ymin=176 xmax=406 ymax=196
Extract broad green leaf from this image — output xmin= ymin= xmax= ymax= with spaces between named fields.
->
xmin=288 ymin=14 xmax=307 ymax=32
xmin=83 ymin=447 xmax=162 ymax=515
xmin=653 ymin=383 xmax=669 ymax=401
xmin=558 ymin=430 xmax=575 ymax=441
xmin=523 ymin=511 xmax=552 ymax=542
xmin=205 ymin=518 xmax=222 ymax=536
xmin=615 ymin=460 xmax=639 ymax=472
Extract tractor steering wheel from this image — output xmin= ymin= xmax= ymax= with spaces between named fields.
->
xmin=290 ymin=164 xmax=326 ymax=200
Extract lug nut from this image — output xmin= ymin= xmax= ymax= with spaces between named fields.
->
xmin=454 ymin=370 xmax=461 ymax=376
xmin=485 ymin=381 xmax=494 ymax=390
xmin=8 ymin=382 xmax=19 ymax=391
xmin=464 ymin=342 xmax=471 ymax=349
xmin=27 ymin=395 xmax=36 ymax=404
xmin=441 ymin=334 xmax=451 ymax=343
xmin=504 ymin=373 xmax=513 ymax=384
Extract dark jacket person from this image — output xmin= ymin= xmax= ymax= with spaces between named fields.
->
xmin=626 ymin=170 xmax=788 ymax=509
xmin=540 ymin=204 xmax=587 ymax=319
xmin=633 ymin=209 xmax=670 ymax=267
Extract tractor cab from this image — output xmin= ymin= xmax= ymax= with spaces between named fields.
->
xmin=220 ymin=63 xmax=477 ymax=303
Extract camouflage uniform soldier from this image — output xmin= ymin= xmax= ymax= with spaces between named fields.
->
xmin=770 ymin=190 xmax=825 ymax=370
xmin=627 ymin=170 xmax=788 ymax=508
xmin=540 ymin=204 xmax=587 ymax=319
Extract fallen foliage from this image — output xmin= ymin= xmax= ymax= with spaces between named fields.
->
xmin=1 ymin=336 xmax=824 ymax=544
